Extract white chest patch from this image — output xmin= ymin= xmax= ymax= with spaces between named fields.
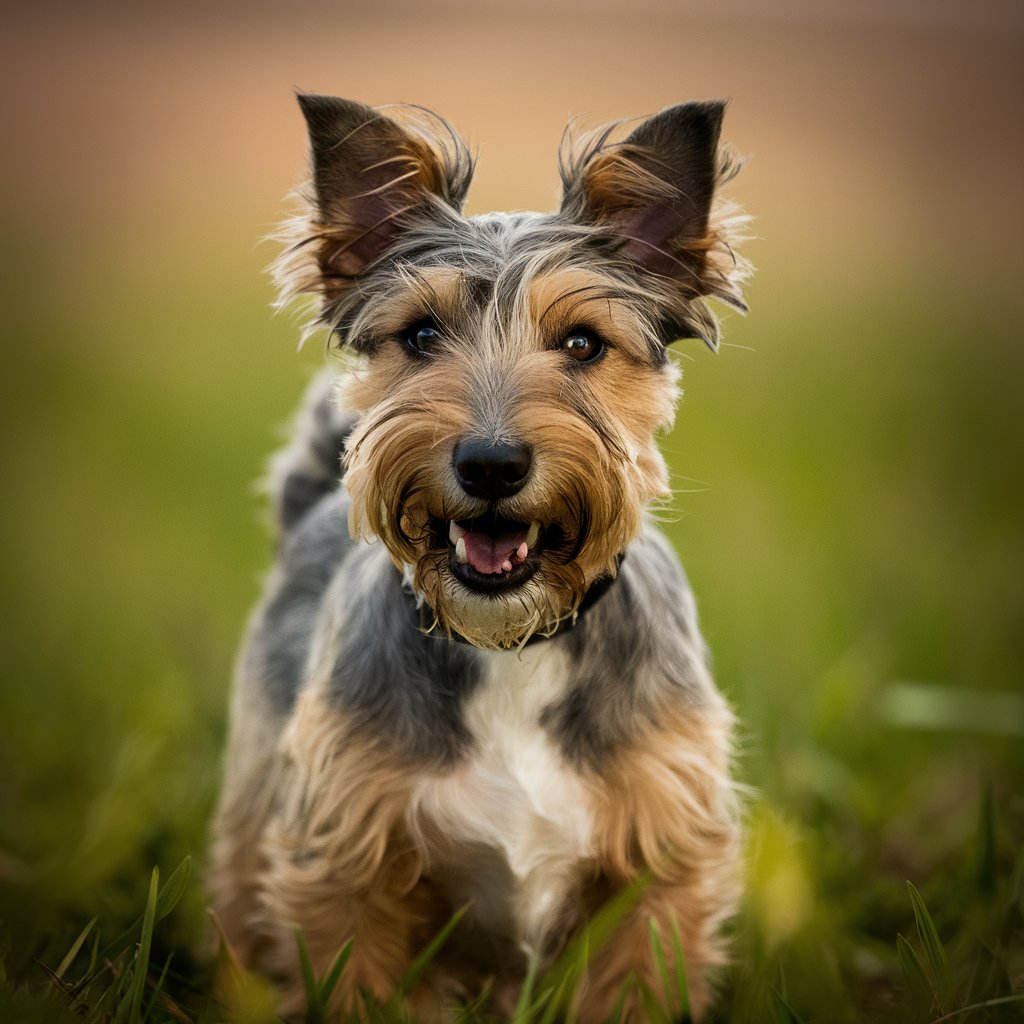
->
xmin=408 ymin=644 xmax=595 ymax=952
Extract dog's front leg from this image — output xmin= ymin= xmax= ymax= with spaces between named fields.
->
xmin=575 ymin=880 xmax=727 ymax=1023
xmin=578 ymin=701 xmax=742 ymax=1023
xmin=258 ymin=691 xmax=429 ymax=1019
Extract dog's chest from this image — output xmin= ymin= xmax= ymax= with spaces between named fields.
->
xmin=408 ymin=644 xmax=595 ymax=950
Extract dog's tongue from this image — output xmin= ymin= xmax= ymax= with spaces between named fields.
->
xmin=463 ymin=525 xmax=529 ymax=575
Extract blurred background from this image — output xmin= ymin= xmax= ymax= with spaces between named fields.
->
xmin=2 ymin=1 xmax=1022 ymax=1020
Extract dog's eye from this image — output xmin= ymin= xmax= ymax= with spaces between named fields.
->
xmin=561 ymin=330 xmax=605 ymax=363
xmin=401 ymin=319 xmax=441 ymax=356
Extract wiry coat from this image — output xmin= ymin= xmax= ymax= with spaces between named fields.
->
xmin=209 ymin=94 xmax=750 ymax=1021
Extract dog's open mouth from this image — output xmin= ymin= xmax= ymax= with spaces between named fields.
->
xmin=440 ymin=516 xmax=544 ymax=593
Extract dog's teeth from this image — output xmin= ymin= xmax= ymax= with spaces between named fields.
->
xmin=455 ymin=537 xmax=468 ymax=564
xmin=449 ymin=520 xmax=464 ymax=545
xmin=501 ymin=559 xmax=513 ymax=572
xmin=525 ymin=521 xmax=540 ymax=548
xmin=515 ymin=542 xmax=528 ymax=561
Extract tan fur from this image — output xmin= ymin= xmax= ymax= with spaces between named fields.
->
xmin=582 ymin=143 xmax=681 ymax=216
xmin=207 ymin=703 xmax=283 ymax=968
xmin=241 ymin=690 xmax=435 ymax=1016
xmin=580 ymin=696 xmax=741 ymax=1021
xmin=569 ymin=123 xmax=751 ymax=308
xmin=211 ymin=682 xmax=739 ymax=1021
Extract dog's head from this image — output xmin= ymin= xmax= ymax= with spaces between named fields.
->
xmin=276 ymin=94 xmax=748 ymax=648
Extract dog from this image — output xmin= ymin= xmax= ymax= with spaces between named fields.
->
xmin=209 ymin=93 xmax=750 ymax=1021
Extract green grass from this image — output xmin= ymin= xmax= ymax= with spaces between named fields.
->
xmin=1 ymin=224 xmax=1022 ymax=1021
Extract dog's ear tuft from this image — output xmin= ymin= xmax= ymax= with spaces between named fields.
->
xmin=295 ymin=93 xmax=474 ymax=279
xmin=612 ymin=101 xmax=724 ymax=274
xmin=559 ymin=101 xmax=749 ymax=346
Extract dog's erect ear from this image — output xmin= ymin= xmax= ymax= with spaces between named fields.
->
xmin=559 ymin=101 xmax=748 ymax=341
xmin=608 ymin=102 xmax=724 ymax=277
xmin=296 ymin=93 xmax=473 ymax=278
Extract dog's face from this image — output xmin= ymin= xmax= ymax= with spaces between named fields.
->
xmin=277 ymin=95 xmax=748 ymax=648
xmin=339 ymin=246 xmax=679 ymax=650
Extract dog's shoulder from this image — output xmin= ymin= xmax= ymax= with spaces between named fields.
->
xmin=538 ymin=521 xmax=715 ymax=767
xmin=314 ymin=541 xmax=485 ymax=765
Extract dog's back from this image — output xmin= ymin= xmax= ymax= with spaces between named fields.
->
xmin=265 ymin=371 xmax=355 ymax=535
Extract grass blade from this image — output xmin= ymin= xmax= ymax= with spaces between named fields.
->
xmin=91 ymin=965 xmax=122 ymax=1021
xmin=771 ymin=986 xmax=808 ymax=1024
xmin=398 ymin=903 xmax=469 ymax=997
xmin=636 ymin=977 xmax=670 ymax=1024
xmin=897 ymin=932 xmax=938 ymax=1012
xmin=648 ymin=919 xmax=675 ymax=1019
xmin=565 ymin=928 xmax=595 ymax=1024
xmin=932 ymin=993 xmax=1024 ymax=1023
xmin=98 ymin=858 xmax=192 ymax=961
xmin=668 ymin=914 xmax=690 ymax=1018
xmin=906 ymin=881 xmax=953 ymax=1010
xmin=126 ymin=866 xmax=159 ymax=1023
xmin=511 ymin=953 xmax=541 ymax=1023
xmin=86 ymin=928 xmax=100 ymax=977
xmin=141 ymin=952 xmax=173 ymax=1020
xmin=55 ymin=916 xmax=98 ymax=980
xmin=293 ymin=928 xmax=322 ymax=1020
xmin=357 ymin=985 xmax=378 ymax=1017
xmin=607 ymin=974 xmax=635 ymax=1024
xmin=536 ymin=970 xmax=576 ymax=1024
xmin=540 ymin=872 xmax=650 ymax=1005
xmin=455 ymin=975 xmax=495 ymax=1020
xmin=317 ymin=938 xmax=354 ymax=1008
xmin=975 ymin=781 xmax=996 ymax=896
xmin=155 ymin=856 xmax=193 ymax=923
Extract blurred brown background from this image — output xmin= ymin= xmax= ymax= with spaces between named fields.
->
xmin=5 ymin=1 xmax=1022 ymax=297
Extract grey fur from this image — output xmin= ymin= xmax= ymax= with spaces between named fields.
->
xmin=245 ymin=428 xmax=708 ymax=766
xmin=244 ymin=367 xmax=709 ymax=762
xmin=267 ymin=371 xmax=359 ymax=533
xmin=335 ymin=212 xmax=673 ymax=362
xmin=542 ymin=528 xmax=708 ymax=769
xmin=326 ymin=543 xmax=483 ymax=767
xmin=241 ymin=488 xmax=353 ymax=715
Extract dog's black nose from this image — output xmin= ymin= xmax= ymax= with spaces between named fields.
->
xmin=453 ymin=438 xmax=533 ymax=499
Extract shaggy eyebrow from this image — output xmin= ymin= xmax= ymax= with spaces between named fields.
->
xmin=357 ymin=265 xmax=476 ymax=341
xmin=527 ymin=271 xmax=661 ymax=366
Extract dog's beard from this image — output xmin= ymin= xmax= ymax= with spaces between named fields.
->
xmin=343 ymin=406 xmax=658 ymax=649
xmin=347 ymin=487 xmax=634 ymax=649
xmin=409 ymin=546 xmax=589 ymax=650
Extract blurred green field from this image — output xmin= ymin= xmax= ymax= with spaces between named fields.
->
xmin=2 ymin=4 xmax=1023 ymax=1022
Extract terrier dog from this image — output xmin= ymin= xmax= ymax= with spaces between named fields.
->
xmin=209 ymin=93 xmax=750 ymax=1021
